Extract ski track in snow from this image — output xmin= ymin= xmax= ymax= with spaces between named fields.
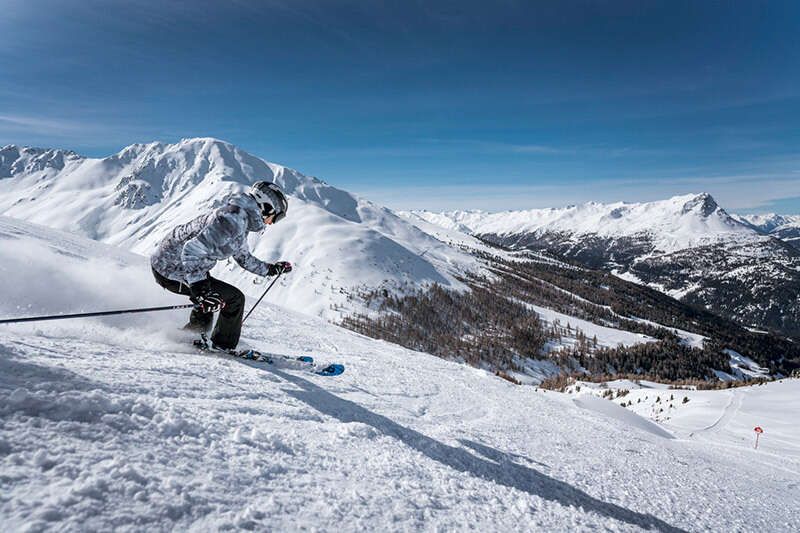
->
xmin=697 ymin=390 xmax=742 ymax=435
xmin=3 ymin=309 xmax=800 ymax=531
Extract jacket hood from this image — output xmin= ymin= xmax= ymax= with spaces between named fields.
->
xmin=228 ymin=192 xmax=265 ymax=232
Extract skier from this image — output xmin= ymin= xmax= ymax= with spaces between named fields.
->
xmin=151 ymin=181 xmax=292 ymax=351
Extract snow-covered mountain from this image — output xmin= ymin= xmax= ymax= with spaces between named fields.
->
xmin=408 ymin=193 xmax=755 ymax=253
xmin=8 ymin=140 xmax=711 ymax=380
xmin=733 ymin=212 xmax=800 ymax=249
xmin=0 ymin=139 xmax=479 ymax=318
xmin=2 ymin=216 xmax=798 ymax=531
xmin=3 ymin=140 xmax=795 ymax=375
xmin=405 ymin=194 xmax=800 ymax=337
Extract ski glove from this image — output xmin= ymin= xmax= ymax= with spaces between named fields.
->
xmin=267 ymin=261 xmax=292 ymax=276
xmin=189 ymin=280 xmax=226 ymax=313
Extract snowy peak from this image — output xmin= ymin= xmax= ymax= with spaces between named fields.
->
xmin=0 ymin=136 xmax=364 ymax=227
xmin=733 ymin=212 xmax=800 ymax=233
xmin=413 ymin=193 xmax=757 ymax=253
xmin=410 ymin=193 xmax=800 ymax=337
xmin=0 ymin=137 xmax=479 ymax=319
xmin=105 ymin=137 xmax=367 ymax=223
xmin=680 ymin=192 xmax=720 ymax=217
xmin=0 ymin=144 xmax=84 ymax=177
xmin=733 ymin=212 xmax=800 ymax=250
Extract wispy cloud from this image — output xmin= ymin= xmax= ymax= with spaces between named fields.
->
xmin=0 ymin=112 xmax=181 ymax=155
xmin=0 ymin=114 xmax=87 ymax=134
xmin=419 ymin=139 xmax=673 ymax=158
xmin=421 ymin=138 xmax=565 ymax=155
xmin=738 ymin=195 xmax=800 ymax=215
xmin=286 ymin=139 xmax=568 ymax=160
xmin=297 ymin=139 xmax=667 ymax=160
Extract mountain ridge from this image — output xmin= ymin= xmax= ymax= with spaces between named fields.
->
xmin=407 ymin=192 xmax=763 ymax=254
xmin=732 ymin=212 xmax=800 ymax=249
xmin=0 ymin=138 xmax=479 ymax=319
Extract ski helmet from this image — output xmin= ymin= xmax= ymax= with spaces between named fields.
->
xmin=249 ymin=181 xmax=288 ymax=222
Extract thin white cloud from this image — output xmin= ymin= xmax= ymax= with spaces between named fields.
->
xmin=420 ymin=138 xmax=566 ymax=155
xmin=0 ymin=114 xmax=86 ymax=134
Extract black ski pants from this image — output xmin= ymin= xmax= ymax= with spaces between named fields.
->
xmin=152 ymin=268 xmax=246 ymax=350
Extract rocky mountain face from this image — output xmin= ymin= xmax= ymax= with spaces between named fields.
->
xmin=410 ymin=194 xmax=800 ymax=338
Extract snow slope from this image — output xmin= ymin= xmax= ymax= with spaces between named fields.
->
xmin=397 ymin=210 xmax=500 ymax=254
xmin=570 ymin=379 xmax=800 ymax=469
xmin=2 ymin=219 xmax=799 ymax=531
xmin=0 ymin=140 xmax=479 ymax=319
xmin=411 ymin=193 xmax=762 ymax=254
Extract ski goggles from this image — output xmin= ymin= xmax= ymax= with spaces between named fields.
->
xmin=261 ymin=204 xmax=286 ymax=223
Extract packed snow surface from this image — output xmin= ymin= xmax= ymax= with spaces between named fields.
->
xmin=1 ymin=219 xmax=798 ymax=531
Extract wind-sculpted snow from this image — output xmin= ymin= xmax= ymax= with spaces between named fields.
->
xmin=1 ymin=216 xmax=798 ymax=531
xmin=0 ymin=138 xmax=479 ymax=319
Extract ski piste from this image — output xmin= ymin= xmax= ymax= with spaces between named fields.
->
xmin=193 ymin=334 xmax=345 ymax=376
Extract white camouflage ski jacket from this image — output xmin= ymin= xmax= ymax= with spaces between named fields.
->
xmin=150 ymin=193 xmax=273 ymax=285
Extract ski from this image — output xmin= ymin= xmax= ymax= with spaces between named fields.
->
xmin=193 ymin=335 xmax=345 ymax=376
xmin=240 ymin=349 xmax=345 ymax=376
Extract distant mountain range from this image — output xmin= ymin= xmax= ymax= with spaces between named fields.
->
xmin=732 ymin=212 xmax=800 ymax=249
xmin=406 ymin=194 xmax=800 ymax=337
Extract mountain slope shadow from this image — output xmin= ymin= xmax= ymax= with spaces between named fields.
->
xmin=273 ymin=369 xmax=685 ymax=532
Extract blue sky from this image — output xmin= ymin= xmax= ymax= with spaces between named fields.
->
xmin=1 ymin=0 xmax=799 ymax=213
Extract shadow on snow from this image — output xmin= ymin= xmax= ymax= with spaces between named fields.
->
xmin=273 ymin=368 xmax=685 ymax=533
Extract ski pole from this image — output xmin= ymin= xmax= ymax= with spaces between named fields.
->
xmin=0 ymin=304 xmax=195 ymax=325
xmin=243 ymin=269 xmax=284 ymax=324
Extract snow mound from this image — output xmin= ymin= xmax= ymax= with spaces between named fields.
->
xmin=572 ymin=394 xmax=675 ymax=439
